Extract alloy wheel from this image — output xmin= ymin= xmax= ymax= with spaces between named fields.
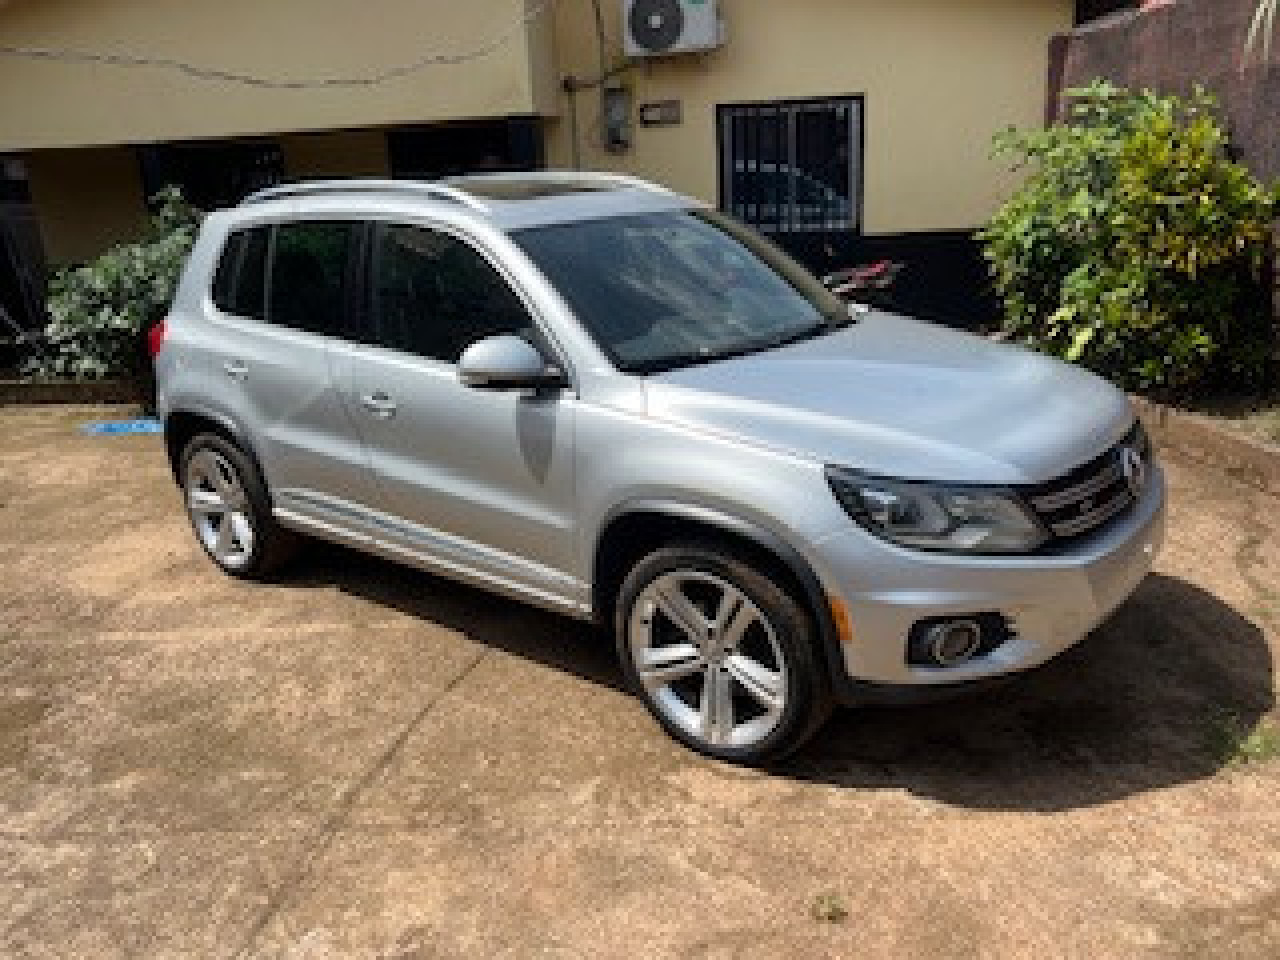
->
xmin=185 ymin=449 xmax=256 ymax=570
xmin=628 ymin=570 xmax=788 ymax=750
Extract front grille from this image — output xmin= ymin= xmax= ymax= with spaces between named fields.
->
xmin=1024 ymin=424 xmax=1148 ymax=545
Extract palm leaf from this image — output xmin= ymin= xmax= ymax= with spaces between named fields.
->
xmin=1245 ymin=0 xmax=1278 ymax=63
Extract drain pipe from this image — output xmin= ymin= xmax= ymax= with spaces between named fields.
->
xmin=564 ymin=75 xmax=583 ymax=168
xmin=562 ymin=0 xmax=630 ymax=165
xmin=591 ymin=0 xmax=609 ymax=91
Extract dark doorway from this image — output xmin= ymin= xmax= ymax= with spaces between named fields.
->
xmin=0 ymin=156 xmax=45 ymax=339
xmin=137 ymin=139 xmax=285 ymax=210
xmin=387 ymin=117 xmax=544 ymax=179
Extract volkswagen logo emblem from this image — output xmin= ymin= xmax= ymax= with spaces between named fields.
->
xmin=1119 ymin=445 xmax=1148 ymax=498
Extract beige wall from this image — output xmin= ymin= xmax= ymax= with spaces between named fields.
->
xmin=0 ymin=0 xmax=550 ymax=150
xmin=525 ymin=0 xmax=563 ymax=118
xmin=548 ymin=0 xmax=1072 ymax=235
xmin=12 ymin=0 xmax=1069 ymax=264
xmin=25 ymin=147 xmax=146 ymax=264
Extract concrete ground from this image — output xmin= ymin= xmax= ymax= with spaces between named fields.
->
xmin=1 ymin=405 xmax=1278 ymax=959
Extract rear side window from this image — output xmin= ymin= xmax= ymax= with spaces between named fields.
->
xmin=268 ymin=222 xmax=354 ymax=336
xmin=211 ymin=227 xmax=269 ymax=320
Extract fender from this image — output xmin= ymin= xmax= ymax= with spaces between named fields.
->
xmin=597 ymin=499 xmax=857 ymax=702
xmin=162 ymin=403 xmax=269 ymax=488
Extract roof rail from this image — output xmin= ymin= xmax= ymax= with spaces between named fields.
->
xmin=444 ymin=170 xmax=669 ymax=194
xmin=240 ymin=178 xmax=490 ymax=212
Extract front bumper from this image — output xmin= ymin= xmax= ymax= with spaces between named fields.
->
xmin=810 ymin=465 xmax=1167 ymax=695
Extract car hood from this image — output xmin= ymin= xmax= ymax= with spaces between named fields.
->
xmin=643 ymin=312 xmax=1134 ymax=485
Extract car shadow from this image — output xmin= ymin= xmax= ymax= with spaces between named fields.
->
xmin=783 ymin=572 xmax=1275 ymax=811
xmin=279 ymin=548 xmax=1273 ymax=813
xmin=277 ymin=541 xmax=627 ymax=693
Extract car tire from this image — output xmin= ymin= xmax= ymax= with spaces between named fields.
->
xmin=180 ymin=432 xmax=298 ymax=578
xmin=616 ymin=541 xmax=832 ymax=765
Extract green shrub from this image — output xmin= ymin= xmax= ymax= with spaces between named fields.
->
xmin=26 ymin=187 xmax=201 ymax=379
xmin=981 ymin=81 xmax=1279 ymax=393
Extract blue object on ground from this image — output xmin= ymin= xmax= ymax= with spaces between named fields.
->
xmin=81 ymin=418 xmax=164 ymax=435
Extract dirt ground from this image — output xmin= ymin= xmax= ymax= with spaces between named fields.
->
xmin=2 ymin=405 xmax=1279 ymax=959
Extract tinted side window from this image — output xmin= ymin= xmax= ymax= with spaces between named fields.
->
xmin=371 ymin=224 xmax=533 ymax=364
xmin=211 ymin=232 xmax=245 ymax=310
xmin=267 ymin=222 xmax=353 ymax=336
xmin=211 ymin=227 xmax=268 ymax=319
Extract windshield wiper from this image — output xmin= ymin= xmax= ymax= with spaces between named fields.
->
xmin=628 ymin=348 xmax=723 ymax=375
xmin=632 ymin=322 xmax=837 ymax=375
xmin=758 ymin=322 xmax=834 ymax=350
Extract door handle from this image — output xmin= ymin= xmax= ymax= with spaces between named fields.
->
xmin=223 ymin=361 xmax=249 ymax=381
xmin=359 ymin=392 xmax=398 ymax=419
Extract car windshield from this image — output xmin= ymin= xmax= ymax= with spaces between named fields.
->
xmin=512 ymin=209 xmax=849 ymax=374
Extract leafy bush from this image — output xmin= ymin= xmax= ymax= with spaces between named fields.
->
xmin=981 ymin=81 xmax=1279 ymax=393
xmin=26 ymin=187 xmax=201 ymax=379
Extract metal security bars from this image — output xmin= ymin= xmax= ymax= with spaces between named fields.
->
xmin=717 ymin=96 xmax=863 ymax=235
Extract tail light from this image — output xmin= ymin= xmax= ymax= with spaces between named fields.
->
xmin=147 ymin=319 xmax=167 ymax=358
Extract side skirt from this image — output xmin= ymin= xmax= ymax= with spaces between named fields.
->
xmin=274 ymin=506 xmax=594 ymax=622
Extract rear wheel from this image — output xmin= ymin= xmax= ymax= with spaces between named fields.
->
xmin=181 ymin=433 xmax=297 ymax=578
xmin=616 ymin=542 xmax=832 ymax=764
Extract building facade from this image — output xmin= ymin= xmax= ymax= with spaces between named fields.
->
xmin=0 ymin=0 xmax=1072 ymax=331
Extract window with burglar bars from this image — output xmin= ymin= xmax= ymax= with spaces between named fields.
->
xmin=717 ymin=96 xmax=863 ymax=235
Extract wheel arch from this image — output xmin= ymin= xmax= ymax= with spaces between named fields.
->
xmin=592 ymin=501 xmax=852 ymax=699
xmin=163 ymin=407 xmax=267 ymax=489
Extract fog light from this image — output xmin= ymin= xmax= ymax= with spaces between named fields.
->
xmin=925 ymin=620 xmax=982 ymax=666
xmin=907 ymin=613 xmax=1012 ymax=668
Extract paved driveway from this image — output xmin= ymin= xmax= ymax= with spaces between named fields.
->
xmin=2 ymin=406 xmax=1278 ymax=959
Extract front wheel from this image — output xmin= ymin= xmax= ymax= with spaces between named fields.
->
xmin=616 ymin=543 xmax=832 ymax=764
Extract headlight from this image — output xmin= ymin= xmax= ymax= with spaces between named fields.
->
xmin=825 ymin=466 xmax=1048 ymax=554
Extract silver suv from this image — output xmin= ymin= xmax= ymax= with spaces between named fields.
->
xmin=155 ymin=172 xmax=1166 ymax=764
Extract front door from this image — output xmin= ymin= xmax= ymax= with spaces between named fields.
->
xmin=341 ymin=221 xmax=581 ymax=604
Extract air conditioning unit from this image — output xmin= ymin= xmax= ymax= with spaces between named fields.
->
xmin=623 ymin=0 xmax=723 ymax=59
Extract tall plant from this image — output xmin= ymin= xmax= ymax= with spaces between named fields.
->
xmin=27 ymin=187 xmax=201 ymax=379
xmin=981 ymin=81 xmax=1279 ymax=393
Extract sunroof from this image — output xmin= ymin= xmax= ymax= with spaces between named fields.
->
xmin=453 ymin=180 xmax=615 ymax=201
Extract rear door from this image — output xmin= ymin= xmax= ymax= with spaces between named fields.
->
xmin=338 ymin=221 xmax=581 ymax=602
xmin=206 ymin=220 xmax=380 ymax=529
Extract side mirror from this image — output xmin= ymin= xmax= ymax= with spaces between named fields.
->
xmin=457 ymin=334 xmax=567 ymax=391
